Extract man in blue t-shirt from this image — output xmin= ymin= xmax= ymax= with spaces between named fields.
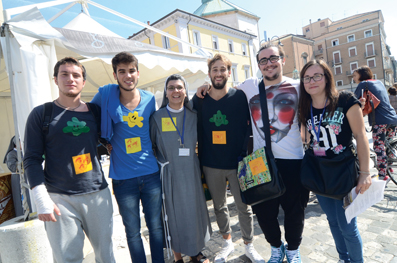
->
xmin=193 ymin=54 xmax=264 ymax=263
xmin=91 ymin=52 xmax=163 ymax=263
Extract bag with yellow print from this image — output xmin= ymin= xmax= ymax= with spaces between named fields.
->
xmin=237 ymin=147 xmax=272 ymax=192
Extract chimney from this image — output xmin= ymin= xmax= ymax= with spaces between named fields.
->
xmin=147 ymin=21 xmax=150 ymax=25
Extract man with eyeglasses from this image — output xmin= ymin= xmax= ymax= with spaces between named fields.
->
xmin=193 ymin=54 xmax=265 ymax=263
xmin=196 ymin=44 xmax=309 ymax=263
xmin=238 ymin=44 xmax=309 ymax=263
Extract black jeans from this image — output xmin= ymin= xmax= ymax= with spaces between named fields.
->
xmin=252 ymin=159 xmax=309 ymax=250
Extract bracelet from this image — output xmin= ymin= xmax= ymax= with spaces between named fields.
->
xmin=358 ymin=171 xmax=370 ymax=174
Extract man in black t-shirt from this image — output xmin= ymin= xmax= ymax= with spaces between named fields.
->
xmin=24 ymin=57 xmax=115 ymax=263
xmin=193 ymin=54 xmax=264 ymax=263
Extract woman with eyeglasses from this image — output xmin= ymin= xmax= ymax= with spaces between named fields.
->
xmin=299 ymin=60 xmax=371 ymax=263
xmin=353 ymin=66 xmax=397 ymax=184
xmin=150 ymin=74 xmax=211 ymax=263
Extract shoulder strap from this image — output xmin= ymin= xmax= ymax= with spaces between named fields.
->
xmin=258 ymin=80 xmax=275 ymax=159
xmin=42 ymin=102 xmax=53 ymax=135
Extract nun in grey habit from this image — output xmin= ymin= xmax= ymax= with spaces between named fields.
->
xmin=150 ymin=74 xmax=211 ymax=262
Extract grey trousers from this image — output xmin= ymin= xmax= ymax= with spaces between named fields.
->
xmin=203 ymin=166 xmax=254 ymax=243
xmin=46 ymin=188 xmax=115 ymax=263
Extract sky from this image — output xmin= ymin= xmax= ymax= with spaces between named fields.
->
xmin=2 ymin=0 xmax=397 ymax=56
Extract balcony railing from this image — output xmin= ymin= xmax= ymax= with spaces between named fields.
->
xmin=346 ymin=71 xmax=354 ymax=76
xmin=315 ymin=49 xmax=323 ymax=56
xmin=332 ymin=59 xmax=343 ymax=66
xmin=365 ymin=51 xmax=377 ymax=58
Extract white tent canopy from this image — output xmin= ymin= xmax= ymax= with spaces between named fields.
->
xmin=0 ymin=6 xmax=209 ymax=143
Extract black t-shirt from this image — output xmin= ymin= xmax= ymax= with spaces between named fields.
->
xmin=193 ymin=88 xmax=251 ymax=169
xmin=304 ymin=91 xmax=359 ymax=159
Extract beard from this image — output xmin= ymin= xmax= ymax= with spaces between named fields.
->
xmin=61 ymin=90 xmax=81 ymax=98
xmin=117 ymin=78 xmax=138 ymax=91
xmin=264 ymin=72 xmax=280 ymax=81
xmin=211 ymin=77 xmax=228 ymax=90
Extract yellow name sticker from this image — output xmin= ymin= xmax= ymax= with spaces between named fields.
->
xmin=249 ymin=157 xmax=268 ymax=176
xmin=212 ymin=131 xmax=226 ymax=144
xmin=161 ymin=117 xmax=177 ymax=132
xmin=125 ymin=137 xmax=142 ymax=154
xmin=72 ymin=153 xmax=92 ymax=175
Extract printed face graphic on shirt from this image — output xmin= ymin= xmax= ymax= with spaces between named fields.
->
xmin=62 ymin=117 xmax=90 ymax=136
xmin=209 ymin=110 xmax=229 ymax=127
xmin=249 ymin=83 xmax=298 ymax=143
xmin=122 ymin=111 xmax=144 ymax=128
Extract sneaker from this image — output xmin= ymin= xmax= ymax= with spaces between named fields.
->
xmin=267 ymin=242 xmax=285 ymax=263
xmin=285 ymin=245 xmax=301 ymax=263
xmin=379 ymin=175 xmax=391 ymax=185
xmin=214 ymin=239 xmax=234 ymax=262
xmin=245 ymin=243 xmax=265 ymax=263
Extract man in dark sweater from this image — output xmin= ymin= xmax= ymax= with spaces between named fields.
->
xmin=193 ymin=54 xmax=264 ymax=263
xmin=24 ymin=57 xmax=115 ymax=263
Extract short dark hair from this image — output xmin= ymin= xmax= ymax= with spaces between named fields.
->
xmin=353 ymin=65 xmax=373 ymax=81
xmin=388 ymin=87 xmax=397 ymax=96
xmin=112 ymin=52 xmax=139 ymax=74
xmin=53 ymin=57 xmax=86 ymax=80
xmin=207 ymin=53 xmax=231 ymax=72
xmin=256 ymin=43 xmax=285 ymax=63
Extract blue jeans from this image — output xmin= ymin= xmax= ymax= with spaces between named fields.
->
xmin=113 ymin=172 xmax=164 ymax=263
xmin=316 ymin=195 xmax=363 ymax=263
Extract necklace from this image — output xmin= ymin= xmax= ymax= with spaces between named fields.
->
xmin=55 ymin=99 xmax=82 ymax=111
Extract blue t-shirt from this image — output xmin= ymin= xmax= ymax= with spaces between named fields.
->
xmin=92 ymin=88 xmax=159 ymax=179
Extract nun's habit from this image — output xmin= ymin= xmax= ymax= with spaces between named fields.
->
xmin=149 ymin=75 xmax=211 ymax=257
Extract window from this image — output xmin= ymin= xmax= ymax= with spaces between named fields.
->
xmin=305 ymin=27 xmax=310 ymax=32
xmin=349 ymin=47 xmax=357 ymax=57
xmin=335 ymin=65 xmax=342 ymax=75
xmin=320 ymin=22 xmax=325 ymax=27
xmin=362 ymin=19 xmax=369 ymax=22
xmin=212 ymin=35 xmax=219 ymax=50
xmin=337 ymin=27 xmax=342 ymax=30
xmin=302 ymin=52 xmax=308 ymax=65
xmin=347 ymin=34 xmax=355 ymax=42
xmin=364 ymin=30 xmax=372 ymax=38
xmin=332 ymin=39 xmax=339 ymax=46
xmin=228 ymin=40 xmax=234 ymax=53
xmin=242 ymin=43 xmax=247 ymax=56
xmin=333 ymin=51 xmax=341 ymax=64
xmin=365 ymin=42 xmax=375 ymax=57
xmin=244 ymin=65 xmax=250 ymax=79
xmin=318 ymin=44 xmax=323 ymax=50
xmin=192 ymin=30 xmax=201 ymax=46
xmin=350 ymin=62 xmax=358 ymax=73
xmin=367 ymin=58 xmax=376 ymax=68
xmin=336 ymin=80 xmax=343 ymax=86
xmin=231 ymin=64 xmax=238 ymax=85
xmin=162 ymin=36 xmax=170 ymax=49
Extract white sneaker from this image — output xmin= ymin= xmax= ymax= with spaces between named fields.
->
xmin=285 ymin=245 xmax=301 ymax=263
xmin=338 ymin=260 xmax=347 ymax=263
xmin=214 ymin=239 xmax=234 ymax=262
xmin=268 ymin=242 xmax=285 ymax=263
xmin=245 ymin=243 xmax=265 ymax=263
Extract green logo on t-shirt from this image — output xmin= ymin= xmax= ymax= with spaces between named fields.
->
xmin=210 ymin=110 xmax=229 ymax=127
xmin=62 ymin=117 xmax=90 ymax=136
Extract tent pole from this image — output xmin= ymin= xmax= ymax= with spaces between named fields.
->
xmin=4 ymin=24 xmax=30 ymax=221
xmin=47 ymin=2 xmax=76 ymax=23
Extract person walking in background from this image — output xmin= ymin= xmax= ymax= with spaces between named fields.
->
xmin=353 ymin=65 xmax=397 ymax=183
xmin=91 ymin=52 xmax=164 ymax=263
xmin=150 ymin=74 xmax=211 ymax=263
xmin=388 ymin=86 xmax=397 ymax=113
xmin=24 ymin=57 xmax=115 ymax=263
xmin=299 ymin=60 xmax=371 ymax=263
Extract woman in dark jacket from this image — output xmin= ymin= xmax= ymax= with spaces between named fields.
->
xmin=353 ymin=66 xmax=397 ymax=182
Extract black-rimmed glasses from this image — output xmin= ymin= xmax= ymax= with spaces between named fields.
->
xmin=258 ymin=56 xmax=282 ymax=65
xmin=303 ymin=74 xmax=324 ymax=84
xmin=167 ymin=86 xmax=185 ymax=91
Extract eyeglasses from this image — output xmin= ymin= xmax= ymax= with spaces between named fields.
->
xmin=167 ymin=86 xmax=185 ymax=91
xmin=303 ymin=74 xmax=324 ymax=83
xmin=258 ymin=56 xmax=282 ymax=65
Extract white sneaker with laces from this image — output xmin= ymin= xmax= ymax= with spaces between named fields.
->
xmin=245 ymin=243 xmax=265 ymax=263
xmin=214 ymin=238 xmax=234 ymax=262
xmin=285 ymin=245 xmax=302 ymax=263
